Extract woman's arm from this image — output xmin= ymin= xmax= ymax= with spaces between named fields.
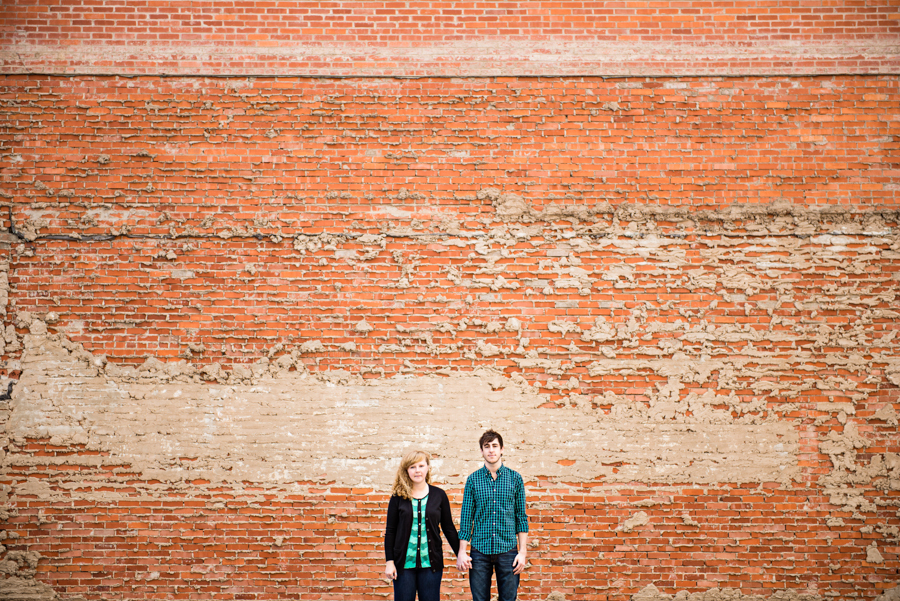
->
xmin=439 ymin=489 xmax=460 ymax=556
xmin=384 ymin=495 xmax=399 ymax=562
xmin=384 ymin=496 xmax=399 ymax=580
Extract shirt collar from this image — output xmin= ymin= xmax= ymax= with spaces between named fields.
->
xmin=480 ymin=464 xmax=505 ymax=478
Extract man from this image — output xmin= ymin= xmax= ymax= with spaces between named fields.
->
xmin=456 ymin=429 xmax=529 ymax=601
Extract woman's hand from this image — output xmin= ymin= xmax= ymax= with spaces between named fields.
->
xmin=384 ymin=560 xmax=397 ymax=580
xmin=456 ymin=549 xmax=471 ymax=572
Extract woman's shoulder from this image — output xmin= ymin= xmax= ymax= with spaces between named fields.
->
xmin=428 ymin=484 xmax=449 ymax=497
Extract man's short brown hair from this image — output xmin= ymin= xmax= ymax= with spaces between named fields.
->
xmin=479 ymin=429 xmax=503 ymax=448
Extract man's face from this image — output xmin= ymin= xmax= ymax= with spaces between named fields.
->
xmin=481 ymin=439 xmax=502 ymax=465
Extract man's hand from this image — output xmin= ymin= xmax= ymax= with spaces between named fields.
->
xmin=512 ymin=552 xmax=527 ymax=575
xmin=456 ymin=550 xmax=472 ymax=572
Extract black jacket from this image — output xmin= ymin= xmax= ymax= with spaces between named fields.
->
xmin=384 ymin=485 xmax=460 ymax=572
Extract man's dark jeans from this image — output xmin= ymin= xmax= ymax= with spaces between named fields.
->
xmin=393 ymin=566 xmax=442 ymax=601
xmin=469 ymin=548 xmax=519 ymax=601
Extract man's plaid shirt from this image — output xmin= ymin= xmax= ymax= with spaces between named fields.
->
xmin=459 ymin=464 xmax=529 ymax=555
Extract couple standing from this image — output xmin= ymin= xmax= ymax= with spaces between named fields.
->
xmin=383 ymin=429 xmax=529 ymax=601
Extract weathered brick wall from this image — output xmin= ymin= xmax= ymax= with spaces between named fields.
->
xmin=1 ymin=73 xmax=898 ymax=600
xmin=1 ymin=2 xmax=899 ymax=601
xmin=3 ymin=75 xmax=900 ymax=360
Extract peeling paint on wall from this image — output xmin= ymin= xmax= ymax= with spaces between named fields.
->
xmin=8 ymin=332 xmax=800 ymax=492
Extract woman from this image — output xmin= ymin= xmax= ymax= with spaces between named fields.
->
xmin=384 ymin=450 xmax=460 ymax=601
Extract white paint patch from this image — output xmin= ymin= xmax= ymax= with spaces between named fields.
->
xmin=7 ymin=334 xmax=799 ymax=492
xmin=3 ymin=42 xmax=897 ymax=76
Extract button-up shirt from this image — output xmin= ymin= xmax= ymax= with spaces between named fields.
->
xmin=459 ymin=465 xmax=528 ymax=555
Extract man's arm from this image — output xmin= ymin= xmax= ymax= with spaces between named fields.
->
xmin=457 ymin=538 xmax=473 ymax=571
xmin=456 ymin=478 xmax=475 ymax=571
xmin=511 ymin=475 xmax=529 ymax=574
xmin=512 ymin=532 xmax=528 ymax=574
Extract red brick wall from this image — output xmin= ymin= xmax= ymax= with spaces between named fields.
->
xmin=1 ymin=74 xmax=899 ymax=600
xmin=4 ymin=75 xmax=900 ymax=366
xmin=5 ymin=0 xmax=897 ymax=45
xmin=1 ymin=2 xmax=899 ymax=600
xmin=2 ymin=1 xmax=898 ymax=74
xmin=13 ymin=455 xmax=898 ymax=601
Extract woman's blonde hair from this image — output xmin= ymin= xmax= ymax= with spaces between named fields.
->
xmin=391 ymin=450 xmax=432 ymax=500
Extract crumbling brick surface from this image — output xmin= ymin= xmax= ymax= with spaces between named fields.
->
xmin=0 ymin=49 xmax=899 ymax=601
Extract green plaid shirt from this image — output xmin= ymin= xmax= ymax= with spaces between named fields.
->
xmin=459 ymin=465 xmax=529 ymax=555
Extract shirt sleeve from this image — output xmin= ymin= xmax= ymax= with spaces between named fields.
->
xmin=514 ymin=474 xmax=529 ymax=534
xmin=458 ymin=475 xmax=475 ymax=542
xmin=439 ymin=489 xmax=461 ymax=556
xmin=384 ymin=495 xmax=399 ymax=561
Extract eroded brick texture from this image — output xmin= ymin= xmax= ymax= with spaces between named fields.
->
xmin=0 ymin=76 xmax=899 ymax=600
xmin=3 ymin=76 xmax=899 ymax=364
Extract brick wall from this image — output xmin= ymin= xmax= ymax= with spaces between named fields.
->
xmin=1 ymin=3 xmax=899 ymax=601
xmin=1 ymin=1 xmax=899 ymax=74
xmin=4 ymin=75 xmax=900 ymax=365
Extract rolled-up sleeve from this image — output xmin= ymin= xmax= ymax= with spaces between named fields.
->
xmin=514 ymin=475 xmax=528 ymax=534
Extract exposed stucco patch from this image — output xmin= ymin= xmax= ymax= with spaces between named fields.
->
xmin=7 ymin=332 xmax=800 ymax=494
xmin=631 ymin=584 xmax=826 ymax=601
xmin=4 ymin=41 xmax=898 ymax=76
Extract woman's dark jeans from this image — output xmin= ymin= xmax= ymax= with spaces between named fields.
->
xmin=393 ymin=566 xmax=442 ymax=601
xmin=469 ymin=548 xmax=519 ymax=601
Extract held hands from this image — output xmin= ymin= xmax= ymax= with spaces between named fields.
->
xmin=384 ymin=560 xmax=397 ymax=581
xmin=456 ymin=550 xmax=472 ymax=572
xmin=512 ymin=552 xmax=527 ymax=575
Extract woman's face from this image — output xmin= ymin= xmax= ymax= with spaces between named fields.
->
xmin=407 ymin=459 xmax=429 ymax=484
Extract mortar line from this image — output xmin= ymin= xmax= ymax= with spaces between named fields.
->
xmin=8 ymin=229 xmax=899 ymax=245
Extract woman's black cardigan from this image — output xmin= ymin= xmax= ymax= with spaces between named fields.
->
xmin=384 ymin=485 xmax=460 ymax=573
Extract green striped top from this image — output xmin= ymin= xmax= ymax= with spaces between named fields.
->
xmin=403 ymin=494 xmax=431 ymax=568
